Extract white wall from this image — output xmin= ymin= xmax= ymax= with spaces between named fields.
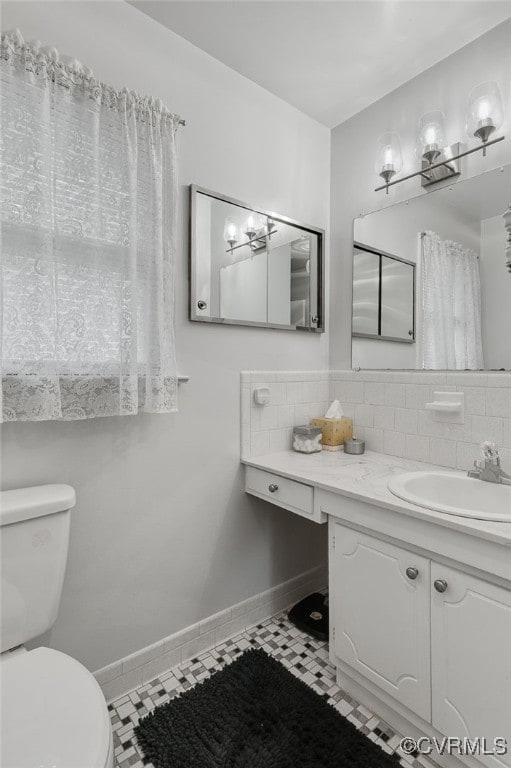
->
xmin=0 ymin=1 xmax=330 ymax=671
xmin=330 ymin=18 xmax=511 ymax=370
xmin=480 ymin=215 xmax=511 ymax=370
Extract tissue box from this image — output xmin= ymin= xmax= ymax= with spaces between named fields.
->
xmin=310 ymin=416 xmax=353 ymax=446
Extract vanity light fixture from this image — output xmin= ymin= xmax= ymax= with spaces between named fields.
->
xmin=375 ymin=132 xmax=402 ymax=190
xmin=375 ymin=81 xmax=506 ymax=194
xmin=467 ymin=81 xmax=504 ymax=155
xmin=223 ymin=217 xmax=239 ymax=249
xmin=416 ymin=111 xmax=446 ymax=165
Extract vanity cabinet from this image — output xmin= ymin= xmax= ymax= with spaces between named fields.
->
xmin=245 ymin=466 xmax=326 ymax=523
xmin=431 ymin=563 xmax=511 ymax=768
xmin=331 ymin=520 xmax=511 ymax=768
xmin=331 ymin=523 xmax=431 ymax=721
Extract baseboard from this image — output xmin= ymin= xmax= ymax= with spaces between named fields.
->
xmin=94 ymin=564 xmax=327 ymax=702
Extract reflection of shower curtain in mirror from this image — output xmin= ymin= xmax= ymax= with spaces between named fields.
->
xmin=420 ymin=231 xmax=484 ymax=369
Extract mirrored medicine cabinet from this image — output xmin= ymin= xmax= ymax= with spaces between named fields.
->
xmin=352 ymin=162 xmax=511 ymax=371
xmin=189 ymin=186 xmax=324 ymax=332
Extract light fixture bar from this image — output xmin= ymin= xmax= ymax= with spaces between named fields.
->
xmin=226 ymin=228 xmax=278 ymax=253
xmin=375 ymin=135 xmax=505 ymax=192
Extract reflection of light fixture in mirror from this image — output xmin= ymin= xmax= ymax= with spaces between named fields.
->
xmin=223 ymin=217 xmax=238 ymax=249
xmin=467 ymin=81 xmax=504 ymax=155
xmin=417 ymin=111 xmax=446 ymax=165
xmin=244 ymin=215 xmax=257 ymax=241
xmin=375 ymin=133 xmax=402 ymax=194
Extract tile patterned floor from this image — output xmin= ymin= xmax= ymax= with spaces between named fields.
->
xmin=109 ymin=612 xmax=438 ymax=768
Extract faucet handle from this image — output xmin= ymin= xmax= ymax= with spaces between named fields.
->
xmin=481 ymin=441 xmax=500 ymax=464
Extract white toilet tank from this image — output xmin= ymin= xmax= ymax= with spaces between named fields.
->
xmin=0 ymin=485 xmax=76 ymax=653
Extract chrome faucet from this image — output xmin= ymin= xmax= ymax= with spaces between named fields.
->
xmin=467 ymin=441 xmax=511 ymax=485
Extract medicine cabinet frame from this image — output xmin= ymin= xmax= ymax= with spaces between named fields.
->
xmin=352 ymin=241 xmax=416 ymax=344
xmin=189 ymin=185 xmax=325 ymax=333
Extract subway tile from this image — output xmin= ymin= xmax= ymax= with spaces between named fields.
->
xmin=250 ymin=431 xmax=270 ymax=456
xmin=294 ymin=403 xmax=310 ymax=424
xmin=383 ymin=430 xmax=406 ymax=458
xmin=364 ymin=382 xmax=385 ymax=405
xmin=230 ymin=593 xmax=261 ymax=620
xmin=331 ymin=380 xmax=346 ymax=402
xmin=463 ymin=388 xmax=486 ymax=415
xmin=345 ymin=381 xmax=365 ymax=403
xmin=456 ymin=442 xmax=480 ymax=471
xmin=429 ymin=438 xmax=457 ymax=468
xmin=122 ymin=639 xmax=165 ymax=674
xmin=485 ymin=388 xmax=511 ymax=417
xmin=141 ymin=648 xmax=181 ymax=685
xmin=486 ymin=373 xmax=511 ymax=388
xmin=446 ymin=372 xmax=488 ymax=387
xmin=250 ymin=372 xmax=277 ymax=383
xmin=260 ymin=405 xmax=279 ymax=430
xmin=405 ymin=434 xmax=430 ymax=463
xmin=394 ymin=408 xmax=417 ymax=434
xmin=384 ymin=383 xmax=406 ymax=407
xmin=94 ymin=660 xmax=122 ymax=686
xmin=286 ymin=382 xmax=303 ymax=404
xmin=302 ymin=382 xmax=319 ymax=403
xmin=355 ymin=403 xmax=374 ymax=427
xmin=471 ymin=415 xmax=503 ymax=446
xmin=373 ymin=405 xmax=395 ymax=431
xmin=180 ymin=630 xmax=216 ymax=664
xmin=277 ymin=407 xmax=294 ymax=431
xmin=164 ymin=624 xmax=200 ymax=654
xmin=269 ymin=428 xmax=292 ymax=452
xmin=200 ymin=607 xmax=232 ymax=635
xmin=405 ymin=384 xmax=431 ymax=410
xmin=318 ymin=380 xmax=329 ymax=402
xmin=270 ymin=383 xmax=287 ymax=406
xmin=361 ymin=427 xmax=384 ymax=452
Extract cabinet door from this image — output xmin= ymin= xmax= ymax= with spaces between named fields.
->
xmin=431 ymin=563 xmax=511 ymax=768
xmin=332 ymin=522 xmax=431 ymax=721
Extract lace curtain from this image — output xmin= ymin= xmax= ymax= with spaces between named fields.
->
xmin=420 ymin=231 xmax=484 ymax=370
xmin=0 ymin=29 xmax=181 ymax=421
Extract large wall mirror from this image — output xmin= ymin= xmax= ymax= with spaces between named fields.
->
xmin=190 ymin=186 xmax=324 ymax=332
xmin=352 ymin=163 xmax=511 ymax=370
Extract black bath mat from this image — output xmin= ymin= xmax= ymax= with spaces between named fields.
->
xmin=135 ymin=649 xmax=398 ymax=768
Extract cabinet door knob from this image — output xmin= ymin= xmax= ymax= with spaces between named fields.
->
xmin=434 ymin=579 xmax=448 ymax=593
xmin=406 ymin=567 xmax=418 ymax=580
xmin=268 ymin=483 xmax=279 ymax=493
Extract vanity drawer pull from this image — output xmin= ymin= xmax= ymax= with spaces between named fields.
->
xmin=406 ymin=567 xmax=419 ymax=580
xmin=268 ymin=483 xmax=279 ymax=493
xmin=434 ymin=579 xmax=448 ymax=593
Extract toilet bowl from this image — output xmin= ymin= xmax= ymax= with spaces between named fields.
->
xmin=0 ymin=486 xmax=114 ymax=768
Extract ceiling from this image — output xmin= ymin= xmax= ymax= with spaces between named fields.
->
xmin=131 ymin=1 xmax=511 ymax=128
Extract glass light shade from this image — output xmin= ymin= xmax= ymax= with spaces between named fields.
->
xmin=416 ymin=111 xmax=446 ymax=164
xmin=375 ymin=133 xmax=402 ymax=184
xmin=467 ymin=81 xmax=504 ymax=144
xmin=223 ymin=217 xmax=239 ymax=247
xmin=244 ymin=214 xmax=255 ymax=236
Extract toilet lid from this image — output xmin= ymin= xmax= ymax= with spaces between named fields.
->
xmin=1 ymin=647 xmax=111 ymax=768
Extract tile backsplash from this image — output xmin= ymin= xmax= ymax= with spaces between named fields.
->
xmin=241 ymin=369 xmax=511 ymax=470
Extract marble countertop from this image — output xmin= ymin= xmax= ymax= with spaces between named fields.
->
xmin=243 ymin=450 xmax=511 ymax=547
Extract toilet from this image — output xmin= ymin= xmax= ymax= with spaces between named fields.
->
xmin=0 ymin=485 xmax=114 ymax=768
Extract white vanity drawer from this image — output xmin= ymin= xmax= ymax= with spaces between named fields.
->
xmin=245 ymin=466 xmax=325 ymax=523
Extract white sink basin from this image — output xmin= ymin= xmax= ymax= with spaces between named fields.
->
xmin=387 ymin=471 xmax=511 ymax=522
